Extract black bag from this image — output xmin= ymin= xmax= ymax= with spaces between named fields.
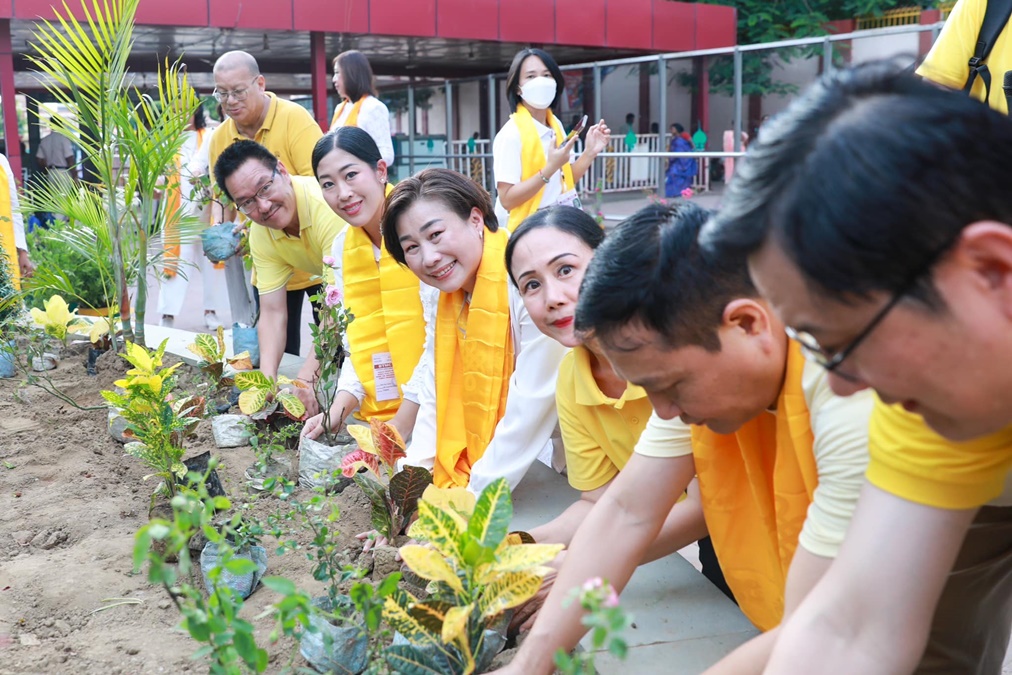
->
xmin=963 ymin=0 xmax=1012 ymax=102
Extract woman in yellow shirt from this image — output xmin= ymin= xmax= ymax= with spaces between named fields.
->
xmin=382 ymin=168 xmax=568 ymax=494
xmin=301 ymin=127 xmax=430 ymax=441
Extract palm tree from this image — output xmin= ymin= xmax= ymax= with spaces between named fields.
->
xmin=25 ymin=0 xmax=200 ymax=347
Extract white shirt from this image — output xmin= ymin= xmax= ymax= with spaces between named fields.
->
xmin=634 ymin=359 xmax=873 ymax=560
xmin=329 ymin=228 xmax=434 ymax=412
xmin=492 ymin=116 xmax=566 ymax=228
xmin=36 ymin=132 xmax=74 ymax=169
xmin=330 ymin=96 xmax=395 ymax=168
xmin=405 ymin=281 xmax=569 ymax=495
xmin=1 ymin=155 xmax=26 ymax=251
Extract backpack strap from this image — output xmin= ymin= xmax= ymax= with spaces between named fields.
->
xmin=965 ymin=0 xmax=1012 ymax=101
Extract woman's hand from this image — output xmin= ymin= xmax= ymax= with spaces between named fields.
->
xmin=357 ymin=529 xmax=390 ymax=553
xmin=301 ymin=412 xmax=325 ymax=439
xmin=545 ymin=133 xmax=579 ymax=176
xmin=583 ymin=120 xmax=611 ymax=157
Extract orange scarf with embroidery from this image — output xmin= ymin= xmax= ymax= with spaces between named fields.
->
xmin=343 ymin=185 xmax=426 ymax=421
xmin=690 ymin=342 xmax=818 ymax=631
xmin=163 ymin=128 xmax=207 ymax=278
xmin=433 ymin=228 xmax=514 ymax=487
xmin=330 ymin=95 xmax=368 ymax=130
xmin=506 ymin=105 xmax=576 ymax=231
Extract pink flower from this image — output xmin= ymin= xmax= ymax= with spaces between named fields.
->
xmin=602 ymin=586 xmax=620 ymax=608
xmin=680 ymin=188 xmax=694 ymax=199
xmin=582 ymin=577 xmax=604 ymax=592
xmin=322 ymin=255 xmax=336 ymax=267
xmin=324 ymin=285 xmax=343 ymax=308
xmin=340 ymin=448 xmax=380 ymax=477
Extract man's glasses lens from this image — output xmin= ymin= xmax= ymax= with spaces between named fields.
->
xmin=236 ymin=169 xmax=277 ymax=215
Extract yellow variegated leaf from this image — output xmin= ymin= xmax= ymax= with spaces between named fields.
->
xmin=347 ymin=423 xmax=377 ymax=456
xmin=420 ymin=484 xmax=476 ymax=517
xmin=275 ymin=391 xmax=306 ymax=420
xmin=478 ymin=543 xmax=564 ymax=583
xmin=234 ymin=370 xmax=273 ymax=391
xmin=29 ymin=307 xmax=47 ymax=327
xmin=399 ymin=545 xmax=465 ymax=596
xmin=441 ymin=604 xmax=472 ymax=644
xmin=478 ymin=572 xmax=544 ymax=619
xmin=238 ymin=388 xmax=268 ymax=415
xmin=124 ymin=341 xmax=155 ymax=374
xmin=215 ymin=325 xmax=226 ymax=356
xmin=382 ymin=594 xmax=428 ymax=641
xmin=188 ymin=332 xmax=219 ymax=363
xmin=408 ymin=500 xmax=467 ymax=562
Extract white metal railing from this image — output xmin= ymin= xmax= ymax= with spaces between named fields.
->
xmin=446 ymin=133 xmax=711 ymax=197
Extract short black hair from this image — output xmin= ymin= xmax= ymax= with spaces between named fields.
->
xmin=382 ymin=168 xmax=498 ymax=265
xmin=625 ymin=113 xmax=635 ymax=124
xmin=505 ymin=206 xmax=604 ymax=286
xmin=702 ymin=60 xmax=1012 ymax=307
xmin=576 ymin=203 xmax=756 ymax=352
xmin=312 ymin=126 xmax=382 ymax=179
xmin=193 ymin=102 xmax=206 ymax=131
xmin=334 ymin=50 xmax=377 ymax=101
xmin=214 ymin=139 xmax=278 ymax=202
xmin=505 ymin=48 xmax=565 ymax=112
xmin=673 ymin=122 xmax=684 ymax=134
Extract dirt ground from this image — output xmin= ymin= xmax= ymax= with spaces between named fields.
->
xmin=0 ymin=343 xmax=375 ymax=675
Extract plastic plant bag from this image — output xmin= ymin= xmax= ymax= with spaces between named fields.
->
xmin=300 ymin=596 xmax=369 ymax=675
xmin=200 ymin=222 xmax=242 ymax=263
xmin=199 ymin=541 xmax=267 ymax=600
xmin=232 ymin=323 xmax=259 ymax=368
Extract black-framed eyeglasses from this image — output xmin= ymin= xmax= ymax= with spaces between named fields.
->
xmin=235 ymin=167 xmax=278 ymax=216
xmin=212 ymin=76 xmax=259 ymax=103
xmin=786 ymin=238 xmax=955 ymax=380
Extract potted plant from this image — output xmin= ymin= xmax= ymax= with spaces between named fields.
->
xmin=381 ymin=478 xmax=564 ymax=673
xmin=298 ymin=278 xmax=357 ymax=491
xmin=234 ymin=371 xmax=306 ymax=489
xmin=342 ymin=419 xmax=432 ymax=560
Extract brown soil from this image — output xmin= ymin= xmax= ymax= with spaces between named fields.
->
xmin=0 ymin=343 xmax=376 ymax=674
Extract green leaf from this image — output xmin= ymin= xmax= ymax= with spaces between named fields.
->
xmin=383 ymin=644 xmax=447 ymax=675
xmin=275 ymin=391 xmax=306 ymax=420
xmin=478 ymin=571 xmax=543 ymax=619
xmin=238 ymin=388 xmax=268 ymax=415
xmin=261 ymin=576 xmax=296 ymax=595
xmin=224 ymin=558 xmax=258 ymax=576
xmin=409 ymin=500 xmax=467 ymax=563
xmin=467 ymin=477 xmax=512 ymax=550
xmin=234 ymin=370 xmax=273 ymax=391
xmin=133 ymin=527 xmax=152 ymax=571
xmin=407 ymin=600 xmax=455 ymax=636
xmin=354 ymin=473 xmax=394 ymax=539
xmin=389 ymin=465 xmax=433 ymax=521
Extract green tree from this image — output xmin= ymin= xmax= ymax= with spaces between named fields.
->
xmin=688 ymin=0 xmax=908 ymax=96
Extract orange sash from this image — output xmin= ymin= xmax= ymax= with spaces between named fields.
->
xmin=330 ymin=96 xmax=367 ymax=130
xmin=690 ymin=342 xmax=819 ymax=630
xmin=433 ymin=229 xmax=514 ymax=487
xmin=506 ymin=105 xmax=576 ymax=231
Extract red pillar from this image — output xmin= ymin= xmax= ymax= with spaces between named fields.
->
xmin=310 ymin=31 xmax=329 ymax=132
xmin=920 ymin=9 xmax=941 ymax=57
xmin=0 ymin=20 xmax=21 ymax=182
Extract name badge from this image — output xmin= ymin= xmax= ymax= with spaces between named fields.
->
xmin=372 ymin=352 xmax=400 ymax=402
xmin=555 ymin=189 xmax=582 ymax=210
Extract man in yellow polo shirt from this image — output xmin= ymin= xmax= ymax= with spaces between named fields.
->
xmin=208 ymin=50 xmax=324 ymax=406
xmin=213 ymin=140 xmax=344 ymax=398
xmin=702 ymin=63 xmax=1012 ymax=673
xmin=917 ymin=0 xmax=1012 ymax=113
xmin=496 ymin=203 xmax=876 ymax=674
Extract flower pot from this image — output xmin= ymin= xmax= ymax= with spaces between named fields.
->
xmin=199 ymin=541 xmax=267 ymax=599
xmin=31 ymin=352 xmax=59 ymax=372
xmin=232 ymin=323 xmax=259 ymax=368
xmin=86 ymin=346 xmax=108 ymax=376
xmin=108 ymin=407 xmax=130 ymax=443
xmin=298 ymin=433 xmax=358 ymax=493
xmin=244 ymin=455 xmax=294 ymax=492
xmin=0 ymin=340 xmax=15 ymax=378
xmin=212 ymin=414 xmax=253 ymax=448
xmin=300 ymin=596 xmax=369 ymax=675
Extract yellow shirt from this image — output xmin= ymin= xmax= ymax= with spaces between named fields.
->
xmin=249 ymin=175 xmax=344 ymax=294
xmin=556 ymin=346 xmax=653 ymax=491
xmin=208 ymin=91 xmax=324 ymax=290
xmin=867 ymin=398 xmax=1012 ymax=510
xmin=917 ymin=0 xmax=1012 ymax=113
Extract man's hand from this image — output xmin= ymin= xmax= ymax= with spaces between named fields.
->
xmin=17 ymin=249 xmax=34 ymax=279
xmin=289 ymin=380 xmax=320 ymax=418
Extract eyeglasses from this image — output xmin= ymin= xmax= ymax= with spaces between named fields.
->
xmin=212 ymin=76 xmax=259 ymax=103
xmin=786 ymin=238 xmax=955 ymax=381
xmin=235 ymin=167 xmax=278 ymax=216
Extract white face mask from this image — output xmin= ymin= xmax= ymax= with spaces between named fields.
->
xmin=519 ymin=77 xmax=557 ymax=110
